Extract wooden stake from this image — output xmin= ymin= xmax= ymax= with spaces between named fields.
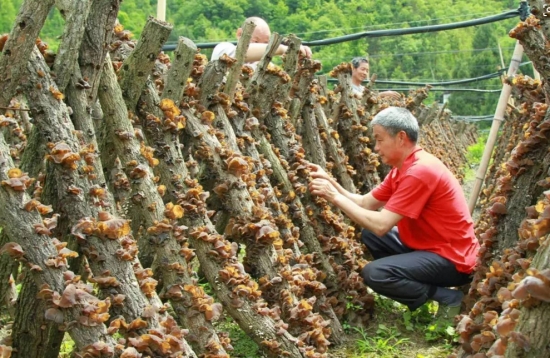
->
xmin=467 ymin=41 xmax=524 ymax=214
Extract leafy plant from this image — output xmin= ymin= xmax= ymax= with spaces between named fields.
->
xmin=425 ymin=321 xmax=458 ymax=345
xmin=215 ymin=315 xmax=259 ymax=357
xmin=354 ymin=324 xmax=410 ymax=356
xmin=346 ymin=295 xmax=362 ymax=311
xmin=59 ymin=334 xmax=76 ymax=358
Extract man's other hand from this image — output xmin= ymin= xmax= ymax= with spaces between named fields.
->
xmin=299 ymin=45 xmax=312 ymax=59
xmin=309 ymin=178 xmax=339 ymax=202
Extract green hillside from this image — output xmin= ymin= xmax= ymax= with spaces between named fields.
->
xmin=1 ymin=0 xmax=529 ymax=116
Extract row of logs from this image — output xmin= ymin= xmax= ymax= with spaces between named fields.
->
xmin=0 ymin=1 xmax=475 ymax=357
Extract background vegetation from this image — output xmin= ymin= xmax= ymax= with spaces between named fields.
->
xmin=0 ymin=0 xmax=530 ymax=118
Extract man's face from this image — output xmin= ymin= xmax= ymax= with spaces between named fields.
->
xmin=352 ymin=62 xmax=369 ymax=83
xmin=373 ymin=124 xmax=401 ymax=167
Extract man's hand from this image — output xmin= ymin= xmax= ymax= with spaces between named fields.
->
xmin=299 ymin=45 xmax=312 ymax=59
xmin=308 ymin=178 xmax=339 ymax=202
xmin=307 ymin=163 xmax=331 ymax=181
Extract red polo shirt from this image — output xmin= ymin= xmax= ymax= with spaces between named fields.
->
xmin=372 ymin=148 xmax=479 ymax=273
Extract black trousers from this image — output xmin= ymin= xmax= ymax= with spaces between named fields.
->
xmin=360 ymin=227 xmax=472 ymax=310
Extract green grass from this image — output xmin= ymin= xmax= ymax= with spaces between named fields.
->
xmin=215 ymin=315 xmax=260 ymax=357
xmin=59 ymin=334 xmax=76 ymax=358
xmin=335 ymin=293 xmax=458 ymax=358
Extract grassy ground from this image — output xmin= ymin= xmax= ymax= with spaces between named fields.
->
xmin=215 ymin=293 xmax=458 ymax=358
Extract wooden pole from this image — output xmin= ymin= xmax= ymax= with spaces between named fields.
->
xmin=467 ymin=41 xmax=524 ymax=214
xmin=157 ymin=0 xmax=166 ymax=21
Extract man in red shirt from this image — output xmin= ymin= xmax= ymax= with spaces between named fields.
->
xmin=308 ymin=106 xmax=479 ymax=318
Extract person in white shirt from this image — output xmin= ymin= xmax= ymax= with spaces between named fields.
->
xmin=211 ymin=17 xmax=312 ymax=65
xmin=351 ymin=57 xmax=369 ymax=95
xmin=350 ymin=56 xmax=401 ymax=100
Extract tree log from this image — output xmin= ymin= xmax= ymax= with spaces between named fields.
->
xmin=162 ymin=37 xmax=197 ymax=105
xmin=0 ymin=0 xmax=55 ymax=107
xmin=118 ymin=17 xmax=172 ymax=111
xmin=52 ymin=0 xmax=93 ymax=92
xmin=0 ymin=133 xmax=116 ymax=353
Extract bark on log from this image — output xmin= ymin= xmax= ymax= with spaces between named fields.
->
xmin=52 ymin=0 xmax=93 ymax=92
xmin=223 ymin=20 xmax=254 ymax=100
xmin=18 ymin=47 xmax=198 ymax=357
xmin=0 ymin=0 xmax=55 ymax=107
xmin=244 ymin=62 xmax=363 ymax=326
xmin=99 ymin=55 xmax=165 ymax=270
xmin=138 ymin=67 xmax=305 ymax=355
xmin=505 ymin=238 xmax=550 ymax=358
xmin=0 ymin=232 xmax=18 ymax=317
xmin=242 ymin=52 xmax=368 ymax=331
xmin=527 ymin=0 xmax=550 ymax=42
xmin=103 ymin=66 xmax=226 ymax=355
xmin=510 ymin=16 xmax=550 ymax=96
xmin=118 ymin=16 xmax=172 ymax=111
xmin=11 ymin=272 xmax=65 ymax=358
xmin=305 ymin=83 xmax=356 ymax=193
xmin=301 ymin=95 xmax=327 ymax=169
xmin=79 ymin=0 xmax=121 ymax=104
xmin=162 ymin=37 xmax=197 ymax=105
xmin=0 ymin=133 xmax=117 ymax=353
xmin=332 ymin=69 xmax=379 ymax=192
xmin=198 ymin=56 xmax=342 ymax=345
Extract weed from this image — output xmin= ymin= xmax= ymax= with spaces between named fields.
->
xmin=59 ymin=334 xmax=75 ymax=358
xmin=346 ymin=295 xmax=362 ymax=311
xmin=425 ymin=321 xmax=458 ymax=344
xmin=354 ymin=324 xmax=410 ymax=356
xmin=215 ymin=315 xmax=260 ymax=357
xmin=198 ymin=279 xmax=214 ymax=297
xmin=342 ymin=321 xmax=352 ymax=333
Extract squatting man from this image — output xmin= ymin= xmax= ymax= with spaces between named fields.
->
xmin=308 ymin=106 xmax=479 ymax=319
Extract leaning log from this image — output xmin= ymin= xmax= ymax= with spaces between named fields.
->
xmin=0 ymin=133 xmax=118 ymax=355
xmin=0 ymin=0 xmax=55 ymax=107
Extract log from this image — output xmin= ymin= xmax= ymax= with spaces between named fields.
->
xmin=0 ymin=132 xmax=117 ymax=354
xmin=19 ymin=47 xmax=197 ymax=357
xmin=162 ymin=37 xmax=197 ymax=104
xmin=103 ymin=67 xmax=227 ymax=355
xmin=223 ymin=20 xmax=255 ymax=100
xmin=0 ymin=0 xmax=55 ymax=107
xmin=200 ymin=57 xmax=342 ymax=346
xmin=118 ymin=16 xmax=172 ymax=111
xmin=79 ymin=0 xmax=121 ymax=104
xmin=52 ymin=0 xmax=93 ymax=92
xmin=182 ymin=108 xmax=307 ymax=357
xmin=332 ymin=68 xmax=379 ymax=192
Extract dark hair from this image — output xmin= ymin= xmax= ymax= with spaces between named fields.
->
xmin=351 ymin=57 xmax=369 ymax=69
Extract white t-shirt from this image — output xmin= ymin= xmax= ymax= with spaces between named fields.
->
xmin=351 ymin=83 xmax=364 ymax=96
xmin=211 ymin=42 xmax=237 ymax=61
xmin=211 ymin=42 xmax=259 ymax=70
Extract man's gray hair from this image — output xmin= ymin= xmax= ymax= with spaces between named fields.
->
xmin=371 ymin=107 xmax=419 ymax=143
